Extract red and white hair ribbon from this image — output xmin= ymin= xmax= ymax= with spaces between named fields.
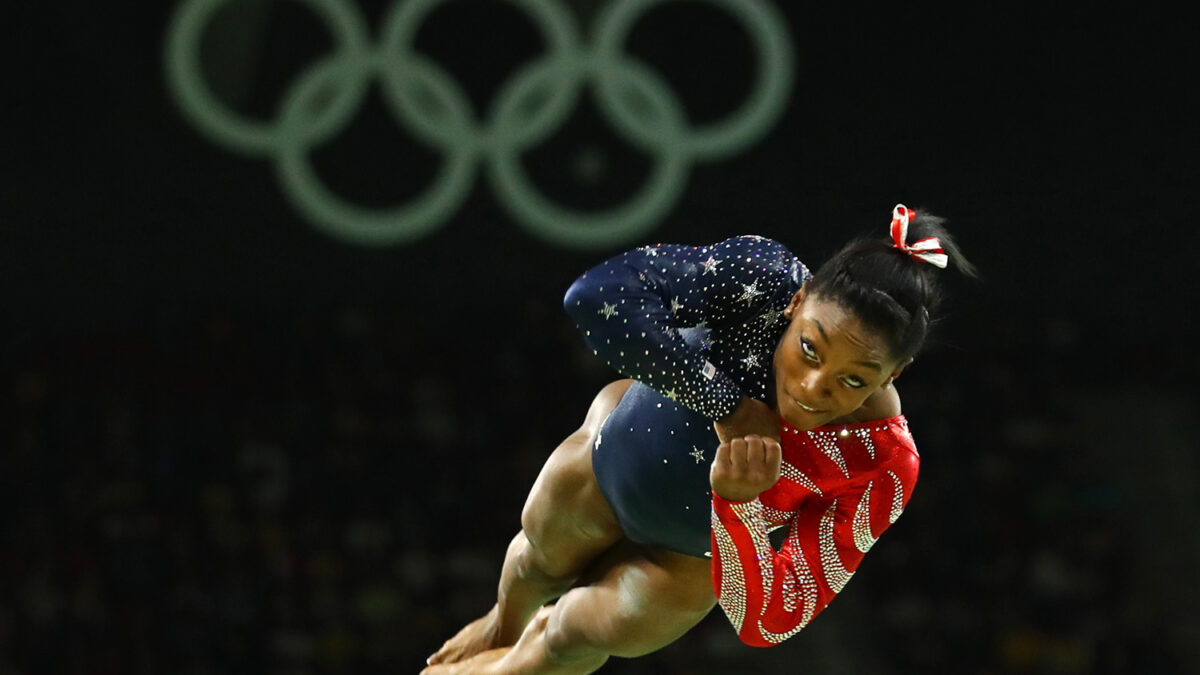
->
xmin=890 ymin=204 xmax=947 ymax=268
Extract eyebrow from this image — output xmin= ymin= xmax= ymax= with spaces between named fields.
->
xmin=812 ymin=319 xmax=829 ymax=343
xmin=812 ymin=319 xmax=884 ymax=372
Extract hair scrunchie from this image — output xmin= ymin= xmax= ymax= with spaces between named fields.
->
xmin=890 ymin=204 xmax=948 ymax=268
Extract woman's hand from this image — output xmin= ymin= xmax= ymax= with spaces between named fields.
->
xmin=709 ymin=435 xmax=782 ymax=502
xmin=713 ymin=396 xmax=780 ymax=444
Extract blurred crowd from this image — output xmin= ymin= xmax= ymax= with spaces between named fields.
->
xmin=1 ymin=304 xmax=1190 ymax=674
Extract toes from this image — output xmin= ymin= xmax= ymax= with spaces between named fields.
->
xmin=428 ymin=638 xmax=462 ymax=666
xmin=427 ymin=646 xmax=450 ymax=665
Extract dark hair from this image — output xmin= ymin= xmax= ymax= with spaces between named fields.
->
xmin=806 ymin=208 xmax=978 ymax=360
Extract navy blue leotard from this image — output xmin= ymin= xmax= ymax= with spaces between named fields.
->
xmin=563 ymin=236 xmax=811 ymax=558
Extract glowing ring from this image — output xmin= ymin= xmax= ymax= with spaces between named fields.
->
xmin=164 ymin=0 xmax=371 ymax=155
xmin=592 ymin=0 xmax=794 ymax=160
xmin=163 ymin=0 xmax=794 ymax=248
xmin=275 ymin=54 xmax=478 ymax=245
xmin=488 ymin=54 xmax=691 ymax=249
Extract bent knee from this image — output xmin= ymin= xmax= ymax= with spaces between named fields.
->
xmin=543 ymin=588 xmax=713 ymax=661
xmin=517 ymin=469 xmax=620 ymax=580
xmin=510 ymin=538 xmax=573 ymax=588
xmin=520 ymin=496 xmax=616 ymax=557
xmin=508 ymin=527 xmax=611 ymax=589
xmin=541 ymin=604 xmax=598 ymax=664
xmin=538 ymin=608 xmax=610 ymax=670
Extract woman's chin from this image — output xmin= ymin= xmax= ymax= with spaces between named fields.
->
xmin=781 ymin=409 xmax=833 ymax=431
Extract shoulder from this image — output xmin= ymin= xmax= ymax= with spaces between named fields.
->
xmin=885 ymin=419 xmax=921 ymax=485
xmin=840 ymin=385 xmax=901 ymax=425
xmin=707 ymin=235 xmax=806 ymax=282
xmin=710 ymin=234 xmax=793 ymax=258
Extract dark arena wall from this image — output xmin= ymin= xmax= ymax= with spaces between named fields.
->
xmin=3 ymin=2 xmax=1197 ymax=673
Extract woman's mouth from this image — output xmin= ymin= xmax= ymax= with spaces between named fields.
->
xmin=792 ymin=398 xmax=824 ymax=414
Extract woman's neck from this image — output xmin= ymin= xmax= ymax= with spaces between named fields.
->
xmin=831 ymin=385 xmax=902 ymax=425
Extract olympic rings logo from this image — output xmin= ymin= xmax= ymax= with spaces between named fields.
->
xmin=164 ymin=0 xmax=794 ymax=249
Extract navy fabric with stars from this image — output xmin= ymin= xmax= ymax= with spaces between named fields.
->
xmin=564 ymin=236 xmax=811 ymax=558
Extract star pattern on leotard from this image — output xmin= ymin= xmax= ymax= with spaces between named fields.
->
xmin=741 ymin=352 xmax=763 ymax=371
xmin=565 ymin=236 xmax=811 ymax=420
xmin=737 ymin=279 xmax=764 ymax=304
xmin=760 ymin=306 xmax=786 ymax=327
xmin=690 ymin=446 xmax=705 ymax=463
xmin=598 ymin=302 xmax=619 ymax=320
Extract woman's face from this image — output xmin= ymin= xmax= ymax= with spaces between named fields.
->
xmin=773 ymin=288 xmax=908 ymax=430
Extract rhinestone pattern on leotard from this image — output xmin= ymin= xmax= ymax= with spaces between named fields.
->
xmin=711 ymin=416 xmax=919 ymax=647
xmin=565 ymin=236 xmax=809 ymax=421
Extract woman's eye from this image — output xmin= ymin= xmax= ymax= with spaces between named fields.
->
xmin=800 ymin=338 xmax=817 ymax=360
xmin=841 ymin=376 xmax=866 ymax=389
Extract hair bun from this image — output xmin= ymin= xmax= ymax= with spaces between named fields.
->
xmin=807 ymin=206 xmax=976 ymax=359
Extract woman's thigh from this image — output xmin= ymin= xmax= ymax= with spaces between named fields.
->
xmin=519 ymin=379 xmax=633 ymax=579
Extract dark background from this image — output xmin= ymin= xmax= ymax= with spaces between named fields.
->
xmin=5 ymin=2 xmax=1199 ymax=673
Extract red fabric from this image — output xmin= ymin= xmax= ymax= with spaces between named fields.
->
xmin=889 ymin=203 xmax=948 ymax=268
xmin=710 ymin=415 xmax=920 ymax=646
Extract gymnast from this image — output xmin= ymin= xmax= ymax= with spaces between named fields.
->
xmin=424 ymin=205 xmax=975 ymax=674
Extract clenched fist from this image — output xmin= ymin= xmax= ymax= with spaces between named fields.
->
xmin=709 ymin=435 xmax=782 ymax=502
xmin=713 ymin=396 xmax=780 ymax=445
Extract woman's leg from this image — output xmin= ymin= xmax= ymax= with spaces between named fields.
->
xmin=429 ymin=379 xmax=634 ymax=665
xmin=423 ymin=541 xmax=717 ymax=675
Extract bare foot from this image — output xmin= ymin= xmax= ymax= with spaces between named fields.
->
xmin=427 ymin=605 xmax=505 ymax=666
xmin=422 ymin=647 xmax=509 ymax=675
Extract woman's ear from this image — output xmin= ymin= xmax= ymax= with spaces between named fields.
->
xmin=784 ymin=284 xmax=807 ymax=318
xmin=886 ymin=356 xmax=915 ymax=385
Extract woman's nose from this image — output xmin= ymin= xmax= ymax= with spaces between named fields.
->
xmin=800 ymin=369 xmax=829 ymax=399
